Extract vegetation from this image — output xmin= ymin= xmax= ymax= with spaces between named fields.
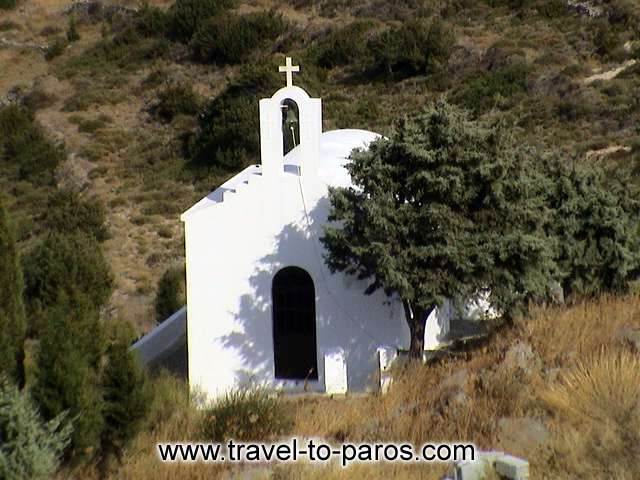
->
xmin=167 ymin=0 xmax=235 ymax=42
xmin=0 ymin=201 xmax=26 ymax=387
xmin=42 ymin=190 xmax=109 ymax=242
xmin=155 ymin=83 xmax=203 ymax=122
xmin=0 ymin=379 xmax=72 ymax=480
xmin=22 ymin=232 xmax=114 ymax=313
xmin=32 ymin=293 xmax=105 ymax=462
xmin=322 ymin=101 xmax=555 ymax=356
xmin=0 ymin=105 xmax=64 ymax=186
xmin=100 ymin=321 xmax=152 ymax=470
xmin=155 ymin=265 xmax=186 ymax=323
xmin=191 ymin=10 xmax=288 ymax=65
xmin=201 ymin=389 xmax=292 ymax=442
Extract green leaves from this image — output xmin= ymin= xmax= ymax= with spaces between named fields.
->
xmin=322 ymin=101 xmax=556 ymax=352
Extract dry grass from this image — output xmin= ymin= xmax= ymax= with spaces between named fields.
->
xmin=54 ymin=295 xmax=640 ymax=479
xmin=541 ymin=350 xmax=640 ymax=480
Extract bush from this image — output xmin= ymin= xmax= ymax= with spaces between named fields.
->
xmin=134 ymin=2 xmax=170 ymax=38
xmin=22 ymin=232 xmax=114 ymax=313
xmin=0 ymin=0 xmax=17 ymax=10
xmin=455 ymin=62 xmax=531 ymax=114
xmin=100 ymin=321 xmax=152 ymax=468
xmin=155 ymin=83 xmax=203 ymax=121
xmin=191 ymin=10 xmax=288 ymax=65
xmin=544 ymin=160 xmax=640 ymax=299
xmin=0 ymin=105 xmax=64 ymax=185
xmin=45 ymin=38 xmax=68 ymax=61
xmin=42 ymin=190 xmax=109 ymax=242
xmin=0 ymin=379 xmax=73 ymax=480
xmin=0 ymin=200 xmax=27 ymax=386
xmin=367 ymin=19 xmax=453 ymax=78
xmin=188 ymin=62 xmax=280 ymax=171
xmin=201 ymin=389 xmax=292 ymax=442
xmin=155 ymin=265 xmax=186 ymax=322
xmin=167 ymin=0 xmax=235 ymax=42
xmin=32 ymin=293 xmax=105 ymax=462
xmin=66 ymin=18 xmax=80 ymax=42
xmin=310 ymin=21 xmax=375 ymax=70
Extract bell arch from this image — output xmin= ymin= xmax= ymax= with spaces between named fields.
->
xmin=259 ymin=85 xmax=321 ymax=178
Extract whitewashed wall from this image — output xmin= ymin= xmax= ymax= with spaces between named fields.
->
xmin=181 ymin=86 xmax=450 ymax=400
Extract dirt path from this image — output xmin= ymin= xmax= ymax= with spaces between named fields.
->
xmin=583 ymin=59 xmax=637 ymax=84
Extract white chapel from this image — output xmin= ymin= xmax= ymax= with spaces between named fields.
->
xmin=133 ymin=58 xmax=455 ymax=399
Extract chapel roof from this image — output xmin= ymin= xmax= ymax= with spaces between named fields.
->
xmin=180 ymin=128 xmax=380 ymax=221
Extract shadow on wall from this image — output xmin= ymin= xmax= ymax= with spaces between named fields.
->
xmin=220 ymin=195 xmax=405 ymax=392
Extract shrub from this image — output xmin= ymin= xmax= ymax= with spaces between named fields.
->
xmin=544 ymin=160 xmax=640 ymax=299
xmin=0 ymin=20 xmax=20 ymax=31
xmin=45 ymin=38 xmax=68 ymax=61
xmin=42 ymin=189 xmax=109 ymax=242
xmin=0 ymin=379 xmax=73 ymax=480
xmin=201 ymin=389 xmax=292 ymax=442
xmin=191 ymin=10 xmax=288 ymax=65
xmin=0 ymin=105 xmax=64 ymax=185
xmin=155 ymin=265 xmax=186 ymax=322
xmin=100 ymin=321 xmax=152 ymax=468
xmin=310 ymin=21 xmax=375 ymax=70
xmin=367 ymin=19 xmax=453 ymax=78
xmin=32 ymin=293 xmax=105 ymax=462
xmin=155 ymin=83 xmax=203 ymax=121
xmin=66 ymin=18 xmax=80 ymax=43
xmin=188 ymin=61 xmax=280 ymax=171
xmin=22 ymin=232 xmax=114 ymax=313
xmin=0 ymin=0 xmax=17 ymax=10
xmin=167 ymin=0 xmax=235 ymax=42
xmin=134 ymin=2 xmax=170 ymax=38
xmin=455 ymin=62 xmax=531 ymax=114
xmin=0 ymin=200 xmax=27 ymax=386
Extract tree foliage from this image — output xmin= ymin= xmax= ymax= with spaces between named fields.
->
xmin=0 ymin=379 xmax=72 ymax=480
xmin=155 ymin=265 xmax=186 ymax=323
xmin=100 ymin=321 xmax=151 ymax=469
xmin=367 ymin=19 xmax=453 ymax=77
xmin=32 ymin=293 xmax=104 ymax=462
xmin=321 ymin=101 xmax=556 ymax=356
xmin=23 ymin=232 xmax=114 ymax=313
xmin=0 ymin=105 xmax=64 ymax=185
xmin=0 ymin=200 xmax=27 ymax=386
xmin=191 ymin=10 xmax=288 ymax=65
xmin=544 ymin=158 xmax=640 ymax=299
xmin=42 ymin=190 xmax=109 ymax=242
xmin=167 ymin=0 xmax=235 ymax=42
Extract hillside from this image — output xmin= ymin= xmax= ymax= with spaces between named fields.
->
xmin=1 ymin=0 xmax=639 ymax=335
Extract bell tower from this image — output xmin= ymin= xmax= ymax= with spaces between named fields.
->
xmin=259 ymin=57 xmax=322 ymax=178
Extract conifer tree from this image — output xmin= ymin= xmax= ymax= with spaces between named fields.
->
xmin=321 ymin=101 xmax=555 ymax=357
xmin=100 ymin=321 xmax=151 ymax=471
xmin=0 ymin=199 xmax=27 ymax=386
xmin=544 ymin=158 xmax=640 ymax=299
xmin=32 ymin=292 xmax=104 ymax=462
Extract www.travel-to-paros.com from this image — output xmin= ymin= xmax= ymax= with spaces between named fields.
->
xmin=157 ymin=438 xmax=476 ymax=468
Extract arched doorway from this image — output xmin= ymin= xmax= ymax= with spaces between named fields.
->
xmin=272 ymin=266 xmax=318 ymax=380
xmin=281 ymin=99 xmax=300 ymax=156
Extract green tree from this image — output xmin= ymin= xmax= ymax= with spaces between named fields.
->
xmin=32 ymin=293 xmax=104 ymax=462
xmin=43 ymin=190 xmax=109 ymax=242
xmin=544 ymin=158 xmax=640 ymax=299
xmin=321 ymin=101 xmax=555 ymax=357
xmin=155 ymin=265 xmax=186 ymax=323
xmin=0 ymin=200 xmax=27 ymax=386
xmin=0 ymin=378 xmax=73 ymax=480
xmin=100 ymin=321 xmax=151 ymax=471
xmin=167 ymin=0 xmax=235 ymax=42
xmin=23 ymin=232 xmax=114 ymax=314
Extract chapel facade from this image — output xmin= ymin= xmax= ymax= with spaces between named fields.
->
xmin=172 ymin=59 xmax=451 ymax=398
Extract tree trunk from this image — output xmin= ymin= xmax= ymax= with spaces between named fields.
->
xmin=402 ymin=300 xmax=436 ymax=360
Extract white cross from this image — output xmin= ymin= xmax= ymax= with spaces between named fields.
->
xmin=278 ymin=57 xmax=300 ymax=88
